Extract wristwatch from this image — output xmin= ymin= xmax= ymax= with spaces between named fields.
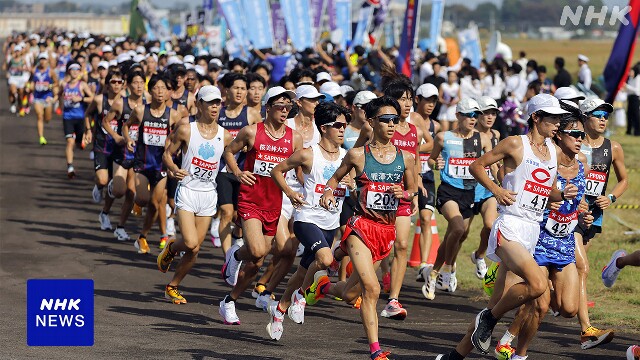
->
xmin=608 ymin=194 xmax=617 ymax=203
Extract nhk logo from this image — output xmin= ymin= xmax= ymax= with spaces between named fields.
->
xmin=27 ymin=279 xmax=94 ymax=346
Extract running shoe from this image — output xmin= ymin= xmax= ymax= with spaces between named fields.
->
xmin=304 ymin=270 xmax=330 ymax=305
xmin=422 ymin=270 xmax=437 ymax=300
xmin=288 ymin=290 xmax=306 ymax=324
xmin=435 ymin=355 xmax=449 ymax=360
xmin=113 ymin=227 xmax=130 ymax=241
xmin=255 ymin=292 xmax=272 ymax=311
xmin=10 ymin=104 xmax=16 ymax=114
xmin=471 ymin=251 xmax=488 ymax=279
xmin=495 ymin=343 xmax=516 ymax=360
xmin=416 ymin=263 xmax=433 ymax=282
xmin=222 ymin=243 xmax=243 ymax=286
xmin=39 ymin=136 xmax=47 ymax=145
xmin=92 ymin=184 xmax=103 ymax=204
xmin=165 ymin=284 xmax=187 ymax=304
xmin=211 ymin=236 xmax=221 ymax=247
xmin=471 ymin=308 xmax=498 ymax=354
xmin=219 ymin=296 xmax=240 ymax=325
xmin=380 ymin=299 xmax=407 ymax=320
xmin=580 ymin=326 xmax=614 ymax=349
xmin=602 ymin=249 xmax=627 ymax=288
xmin=627 ymin=345 xmax=640 ymax=360
xmin=266 ymin=302 xmax=284 ymax=340
xmin=18 ymin=108 xmax=25 ymax=117
xmin=166 ymin=216 xmax=176 ymax=237
xmin=157 ymin=238 xmax=176 ymax=273
xmin=159 ymin=236 xmax=168 ymax=250
xmin=352 ymin=296 xmax=362 ymax=309
xmin=134 ymin=236 xmax=150 ymax=254
xmin=382 ymin=272 xmax=391 ymax=293
xmin=449 ymin=271 xmax=458 ymax=292
xmin=371 ymin=350 xmax=392 ymax=360
xmin=210 ymin=216 xmax=220 ymax=237
xmin=132 ymin=204 xmax=143 ymax=217
xmin=55 ymin=107 xmax=62 ymax=116
xmin=99 ymin=212 xmax=112 ymax=230
xmin=252 ymin=284 xmax=266 ymax=299
xmin=67 ymin=164 xmax=75 ymax=179
xmin=435 ymin=271 xmax=450 ymax=291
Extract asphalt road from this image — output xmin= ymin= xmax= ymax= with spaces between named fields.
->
xmin=0 ymin=80 xmax=636 ymax=360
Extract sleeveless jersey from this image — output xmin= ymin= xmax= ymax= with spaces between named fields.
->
xmin=535 ymin=161 xmax=586 ymax=265
xmin=134 ymin=105 xmax=171 ymax=171
xmin=62 ymin=82 xmax=85 ymax=121
xmin=87 ymin=74 xmax=101 ymax=95
xmin=420 ymin=119 xmax=436 ymax=182
xmin=171 ymin=88 xmax=189 ymax=110
xmin=580 ymin=138 xmax=612 ymax=227
xmin=33 ymin=67 xmax=54 ymax=100
xmin=8 ymin=58 xmax=24 ymax=77
xmin=354 ymin=144 xmax=405 ymax=225
xmin=93 ymin=95 xmax=115 ymax=154
xmin=392 ymin=123 xmax=418 ymax=209
xmin=475 ymin=131 xmax=500 ymax=202
xmin=179 ymin=122 xmax=225 ymax=191
xmin=295 ymin=144 xmax=348 ymax=230
xmin=220 ymin=105 xmax=250 ymax=172
xmin=440 ymin=131 xmax=482 ymax=190
xmin=56 ymin=53 xmax=72 ymax=78
xmin=499 ymin=135 xmax=558 ymax=223
xmin=285 ymin=117 xmax=320 ymax=191
xmin=343 ymin=125 xmax=360 ymax=150
xmin=238 ymin=123 xmax=294 ymax=211
xmin=120 ymin=96 xmax=145 ymax=163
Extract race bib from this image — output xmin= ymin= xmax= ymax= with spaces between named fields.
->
xmin=365 ymin=182 xmax=399 ymax=210
xmin=585 ymin=171 xmax=606 ymax=197
xmin=545 ymin=210 xmax=578 ymax=237
xmin=190 ymin=157 xmax=218 ymax=182
xmin=517 ymin=180 xmax=551 ymax=215
xmin=142 ymin=126 xmax=167 ymax=146
xmin=448 ymin=158 xmax=475 ymax=179
xmin=253 ymin=152 xmax=286 ymax=177
xmin=228 ymin=129 xmax=240 ymax=139
xmin=35 ymin=81 xmax=50 ymax=92
xmin=485 ymin=166 xmax=495 ymax=181
xmin=420 ymin=153 xmax=431 ymax=174
xmin=129 ymin=124 xmax=139 ymax=141
xmin=314 ymin=184 xmax=346 ymax=210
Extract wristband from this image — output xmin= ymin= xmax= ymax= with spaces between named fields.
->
xmin=323 ymin=186 xmax=333 ymax=193
xmin=608 ymin=194 xmax=617 ymax=203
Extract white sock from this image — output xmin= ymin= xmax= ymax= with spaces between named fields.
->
xmin=511 ymin=355 xmax=527 ymax=360
xmin=500 ymin=330 xmax=516 ymax=345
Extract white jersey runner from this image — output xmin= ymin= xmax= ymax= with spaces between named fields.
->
xmin=179 ymin=122 xmax=225 ymax=191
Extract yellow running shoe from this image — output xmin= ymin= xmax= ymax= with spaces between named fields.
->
xmin=494 ymin=343 xmax=516 ymax=360
xmin=580 ymin=326 xmax=614 ymax=349
xmin=134 ymin=236 xmax=150 ymax=254
xmin=165 ymin=285 xmax=187 ymax=304
xmin=39 ymin=136 xmax=47 ymax=145
xmin=157 ymin=238 xmax=176 ymax=273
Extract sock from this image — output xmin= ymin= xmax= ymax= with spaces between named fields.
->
xmin=369 ymin=342 xmax=381 ymax=355
xmin=500 ymin=330 xmax=516 ymax=345
xmin=116 ymin=225 xmax=123 ymax=229
xmin=319 ymin=281 xmax=331 ymax=295
xmin=419 ymin=262 xmax=427 ymax=268
xmin=511 ymin=356 xmax=528 ymax=360
xmin=160 ymin=233 xmax=168 ymax=239
xmin=487 ymin=308 xmax=499 ymax=324
xmin=276 ymin=303 xmax=286 ymax=314
xmin=101 ymin=211 xmax=108 ymax=215
xmin=233 ymin=251 xmax=241 ymax=261
xmin=139 ymin=234 xmax=146 ymax=240
xmin=260 ymin=290 xmax=272 ymax=296
xmin=388 ymin=298 xmax=398 ymax=303
xmin=224 ymin=294 xmax=236 ymax=303
xmin=615 ymin=258 xmax=623 ymax=269
xmin=448 ymin=350 xmax=464 ymax=360
xmin=442 ymin=264 xmax=452 ymax=273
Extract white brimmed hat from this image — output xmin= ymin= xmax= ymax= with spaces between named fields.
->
xmin=416 ymin=83 xmax=438 ymax=98
xmin=196 ymin=85 xmax=222 ymax=102
xmin=526 ymin=94 xmax=569 ymax=118
xmin=265 ymin=86 xmax=296 ymax=103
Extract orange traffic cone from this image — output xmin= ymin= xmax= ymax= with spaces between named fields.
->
xmin=407 ymin=219 xmax=422 ymax=267
xmin=427 ymin=215 xmax=440 ymax=264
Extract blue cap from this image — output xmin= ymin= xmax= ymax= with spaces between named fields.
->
xmin=319 ymin=92 xmax=334 ymax=103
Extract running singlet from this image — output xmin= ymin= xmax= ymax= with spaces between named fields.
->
xmin=392 ymin=123 xmax=418 ymax=210
xmin=87 ymin=75 xmax=101 ymax=95
xmin=295 ymin=144 xmax=347 ymax=230
xmin=500 ymin=135 xmax=558 ymax=223
xmin=8 ymin=58 xmax=24 ymax=77
xmin=179 ymin=122 xmax=225 ymax=191
xmin=238 ymin=122 xmax=294 ymax=211
xmin=420 ymin=119 xmax=436 ymax=182
xmin=285 ymin=117 xmax=320 ymax=191
xmin=535 ymin=161 xmax=586 ymax=265
xmin=219 ymin=105 xmax=250 ymax=172
xmin=171 ymin=89 xmax=189 ymax=110
xmin=62 ymin=82 xmax=85 ymax=121
xmin=343 ymin=125 xmax=360 ymax=150
xmin=56 ymin=53 xmax=72 ymax=78
xmin=94 ymin=96 xmax=115 ymax=154
xmin=440 ymin=131 xmax=482 ymax=190
xmin=580 ymin=139 xmax=612 ymax=227
xmin=134 ymin=105 xmax=171 ymax=171
xmin=33 ymin=67 xmax=54 ymax=100
xmin=475 ymin=131 xmax=500 ymax=202
xmin=354 ymin=144 xmax=405 ymax=225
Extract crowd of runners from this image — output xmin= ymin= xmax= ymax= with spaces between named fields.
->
xmin=3 ymin=30 xmax=639 ymax=360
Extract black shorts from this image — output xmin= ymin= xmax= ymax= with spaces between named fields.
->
xmin=63 ymin=118 xmax=84 ymax=144
xmin=167 ymin=176 xmax=179 ymax=199
xmin=436 ymin=182 xmax=475 ymax=219
xmin=473 ymin=195 xmax=495 ymax=215
xmin=340 ymin=194 xmax=357 ymax=227
xmin=94 ymin=150 xmax=115 ymax=172
xmin=135 ymin=169 xmax=167 ymax=188
xmin=575 ymin=221 xmax=602 ymax=244
xmin=216 ymin=172 xmax=240 ymax=207
xmin=293 ymin=221 xmax=336 ymax=269
xmin=418 ymin=179 xmax=436 ymax=212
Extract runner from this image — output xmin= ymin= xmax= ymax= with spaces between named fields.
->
xmin=60 ymin=62 xmax=94 ymax=178
xmin=435 ymin=94 xmax=575 ymax=359
xmin=265 ymin=101 xmax=350 ymax=340
xmin=30 ymin=52 xmax=58 ymax=145
xmin=122 ymin=74 xmax=181 ymax=253
xmin=218 ymin=86 xmax=302 ymax=325
xmin=7 ymin=45 xmax=29 ymax=116
xmin=157 ymin=85 xmax=232 ymax=304
xmin=246 ymin=73 xmax=267 ymax=119
xmin=303 ymin=95 xmax=417 ymax=360
xmin=574 ymin=96 xmax=628 ymax=349
xmin=168 ymin=64 xmax=196 ymax=116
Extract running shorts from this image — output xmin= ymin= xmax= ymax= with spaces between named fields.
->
xmin=294 ymin=221 xmax=336 ymax=269
xmin=473 ymin=195 xmax=496 ymax=216
xmin=341 ymin=215 xmax=396 ymax=263
xmin=436 ymin=181 xmax=475 ymax=219
xmin=281 ymin=194 xmax=294 ymax=221
xmin=63 ymin=118 xmax=85 ymax=144
xmin=175 ymin=184 xmax=217 ymax=217
xmin=418 ymin=179 xmax=436 ymax=212
xmin=340 ymin=195 xmax=357 ymax=227
xmin=167 ymin=177 xmax=178 ymax=200
xmin=94 ymin=150 xmax=115 ymax=172
xmin=8 ymin=76 xmax=27 ymax=88
xmin=216 ymin=172 xmax=240 ymax=207
xmin=135 ymin=169 xmax=167 ymax=188
xmin=237 ymin=202 xmax=280 ymax=236
xmin=486 ymin=214 xmax=541 ymax=263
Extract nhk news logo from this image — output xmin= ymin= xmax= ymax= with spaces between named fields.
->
xmin=27 ymin=279 xmax=94 ymax=346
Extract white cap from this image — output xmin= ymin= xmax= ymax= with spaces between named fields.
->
xmin=353 ymin=91 xmax=377 ymax=106
xmin=86 ymin=38 xmax=95 ymax=44
xmin=68 ymin=63 xmax=81 ymax=71
xmin=146 ymin=53 xmax=158 ymax=62
xmin=167 ymin=56 xmax=182 ymax=66
xmin=416 ymin=83 xmax=438 ymax=99
xmin=150 ymin=46 xmax=160 ymax=54
xmin=115 ymin=36 xmax=126 ymax=43
xmin=319 ymin=82 xmax=342 ymax=97
xmin=109 ymin=60 xmax=118 ymax=67
xmin=316 ymin=72 xmax=332 ymax=83
xmin=477 ymin=96 xmax=499 ymax=111
xmin=554 ymin=87 xmax=585 ymax=101
xmin=456 ymin=98 xmax=482 ymax=113
xmin=265 ymin=86 xmax=296 ymax=103
xmin=580 ymin=96 xmax=614 ymax=113
xmin=60 ymin=40 xmax=70 ymax=47
xmin=127 ymin=50 xmax=137 ymax=58
xmin=198 ymin=49 xmax=210 ymax=56
xmin=184 ymin=63 xmax=195 ymax=70
xmin=133 ymin=54 xmax=145 ymax=63
xmin=209 ymin=58 xmax=223 ymax=67
xmin=183 ymin=55 xmax=195 ymax=64
xmin=14 ymin=44 xmax=23 ymax=51
xmin=98 ymin=61 xmax=109 ymax=69
xmin=196 ymin=85 xmax=222 ymax=102
xmin=295 ymin=84 xmax=326 ymax=100
xmin=578 ymin=54 xmax=589 ymax=62
xmin=340 ymin=85 xmax=354 ymax=97
xmin=102 ymin=45 xmax=113 ymax=53
xmin=526 ymin=93 xmax=569 ymax=118
xmin=29 ymin=34 xmax=40 ymax=41
xmin=194 ymin=65 xmax=206 ymax=77
xmin=136 ymin=45 xmax=146 ymax=54
xmin=117 ymin=53 xmax=132 ymax=64
xmin=37 ymin=52 xmax=48 ymax=60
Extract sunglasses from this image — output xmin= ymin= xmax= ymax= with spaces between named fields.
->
xmin=590 ymin=110 xmax=609 ymax=119
xmin=110 ymin=79 xmax=124 ymax=84
xmin=271 ymin=103 xmax=293 ymax=112
xmin=375 ymin=114 xmax=400 ymax=124
xmin=562 ymin=130 xmax=586 ymax=140
xmin=460 ymin=112 xmax=479 ymax=119
xmin=323 ymin=122 xmax=347 ymax=129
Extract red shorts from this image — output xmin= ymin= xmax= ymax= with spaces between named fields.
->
xmin=396 ymin=202 xmax=412 ymax=217
xmin=341 ymin=216 xmax=396 ymax=263
xmin=237 ymin=203 xmax=280 ymax=236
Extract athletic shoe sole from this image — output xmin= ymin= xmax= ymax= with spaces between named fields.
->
xmin=218 ymin=302 xmax=240 ymax=325
xmin=581 ymin=330 xmax=614 ymax=349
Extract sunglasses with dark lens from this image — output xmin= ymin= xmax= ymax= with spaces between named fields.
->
xmin=110 ymin=79 xmax=124 ymax=84
xmin=323 ymin=122 xmax=347 ymax=129
xmin=590 ymin=110 xmax=609 ymax=119
xmin=375 ymin=114 xmax=400 ymax=124
xmin=562 ymin=130 xmax=586 ymax=139
xmin=271 ymin=103 xmax=293 ymax=112
xmin=460 ymin=112 xmax=479 ymax=119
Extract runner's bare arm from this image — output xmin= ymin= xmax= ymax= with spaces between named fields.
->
xmin=602 ymin=140 xmax=629 ymax=206
xmin=427 ymin=132 xmax=445 ymax=170
xmin=319 ymin=148 xmax=361 ymax=210
xmin=163 ymin=123 xmax=190 ymax=180
xmin=81 ymin=82 xmax=94 ymax=104
xmin=169 ymin=108 xmax=182 ymax=131
xmin=122 ymin=105 xmax=143 ymax=152
xmin=83 ymin=94 xmax=99 ymax=137
xmin=223 ymin=129 xmax=233 ymax=148
xmin=224 ymin=124 xmax=257 ymax=185
xmin=271 ymin=148 xmax=313 ymax=206
xmin=102 ymin=98 xmax=124 ymax=144
xmin=353 ymin=121 xmax=373 ymax=148
xmin=392 ymin=150 xmax=419 ymax=212
xmin=470 ymin=136 xmax=522 ymax=205
xmin=247 ymin=107 xmax=262 ymax=125
xmin=58 ymin=82 xmax=65 ymax=112
xmin=414 ymin=126 xmax=425 ymax=195
xmin=188 ymin=93 xmax=197 ymax=115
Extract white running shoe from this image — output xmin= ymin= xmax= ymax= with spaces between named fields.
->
xmin=288 ymin=290 xmax=306 ymax=324
xmin=471 ymin=251 xmax=488 ymax=279
xmin=422 ymin=270 xmax=437 ymax=300
xmin=67 ymin=165 xmax=75 ymax=178
xmin=255 ymin=292 xmax=272 ymax=311
xmin=449 ymin=271 xmax=458 ymax=292
xmin=166 ymin=217 xmax=176 ymax=237
xmin=92 ymin=184 xmax=103 ymax=204
xmin=99 ymin=212 xmax=112 ymax=230
xmin=113 ymin=227 xmax=130 ymax=241
xmin=89 ymin=151 xmax=94 ymax=160
xmin=602 ymin=249 xmax=627 ymax=288
xmin=210 ymin=216 xmax=220 ymax=237
xmin=435 ymin=271 xmax=450 ymax=291
xmin=219 ymin=297 xmax=240 ymax=325
xmin=10 ymin=104 xmax=16 ymax=114
xmin=222 ymin=243 xmax=243 ymax=286
xmin=266 ymin=302 xmax=284 ymax=340
xmin=416 ymin=264 xmax=433 ymax=282
xmin=212 ymin=236 xmax=221 ymax=247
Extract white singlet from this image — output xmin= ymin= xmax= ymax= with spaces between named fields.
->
xmin=179 ymin=122 xmax=225 ymax=191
